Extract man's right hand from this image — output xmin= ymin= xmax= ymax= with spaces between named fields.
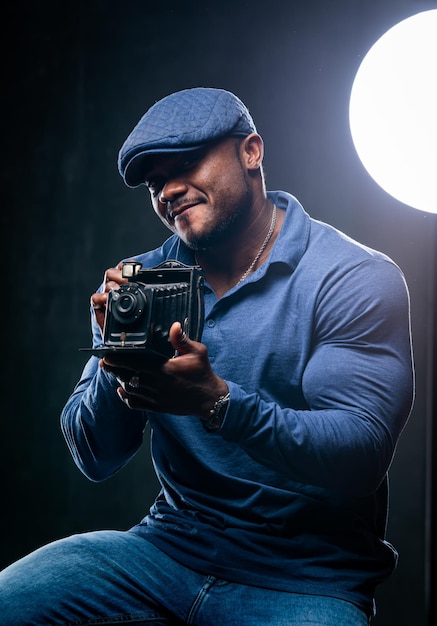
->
xmin=90 ymin=262 xmax=128 ymax=331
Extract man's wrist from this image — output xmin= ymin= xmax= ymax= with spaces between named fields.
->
xmin=200 ymin=391 xmax=230 ymax=432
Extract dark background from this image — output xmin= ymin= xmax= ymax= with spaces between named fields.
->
xmin=2 ymin=1 xmax=435 ymax=624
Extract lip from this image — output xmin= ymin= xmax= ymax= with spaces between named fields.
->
xmin=168 ymin=202 xmax=199 ymax=221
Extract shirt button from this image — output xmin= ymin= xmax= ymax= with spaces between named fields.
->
xmin=207 ymin=319 xmax=215 ymax=328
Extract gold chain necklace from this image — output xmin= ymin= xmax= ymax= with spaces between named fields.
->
xmin=235 ymin=204 xmax=277 ymax=286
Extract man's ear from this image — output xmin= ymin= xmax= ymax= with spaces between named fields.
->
xmin=241 ymin=133 xmax=264 ymax=170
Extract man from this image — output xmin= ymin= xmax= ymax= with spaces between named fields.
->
xmin=0 ymin=87 xmax=414 ymax=625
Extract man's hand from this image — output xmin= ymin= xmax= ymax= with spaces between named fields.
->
xmin=101 ymin=322 xmax=229 ymax=419
xmin=90 ymin=263 xmax=128 ymax=331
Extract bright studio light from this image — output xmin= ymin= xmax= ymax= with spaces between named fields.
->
xmin=349 ymin=10 xmax=437 ymax=213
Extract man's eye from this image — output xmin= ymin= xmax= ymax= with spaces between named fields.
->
xmin=180 ymin=152 xmax=204 ymax=171
xmin=182 ymin=157 xmax=195 ymax=168
xmin=146 ymin=180 xmax=162 ymax=197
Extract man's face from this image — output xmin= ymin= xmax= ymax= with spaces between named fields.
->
xmin=143 ymin=137 xmax=254 ymax=251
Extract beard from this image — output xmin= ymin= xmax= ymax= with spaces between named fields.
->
xmin=183 ymin=204 xmax=248 ymax=252
xmin=183 ymin=156 xmax=253 ymax=252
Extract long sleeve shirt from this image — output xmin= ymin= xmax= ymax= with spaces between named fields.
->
xmin=61 ymin=191 xmax=414 ymax=616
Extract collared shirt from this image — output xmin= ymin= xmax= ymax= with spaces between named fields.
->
xmin=61 ymin=191 xmax=414 ymax=615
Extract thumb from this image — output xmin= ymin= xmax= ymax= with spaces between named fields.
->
xmin=169 ymin=321 xmax=193 ymax=355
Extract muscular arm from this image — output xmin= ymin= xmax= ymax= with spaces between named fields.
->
xmin=218 ymin=260 xmax=414 ymax=496
xmin=61 ymin=356 xmax=148 ymax=481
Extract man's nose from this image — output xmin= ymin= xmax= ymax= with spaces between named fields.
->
xmin=159 ymin=179 xmax=187 ymax=205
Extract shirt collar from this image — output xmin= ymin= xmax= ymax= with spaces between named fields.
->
xmin=266 ymin=190 xmax=311 ymax=272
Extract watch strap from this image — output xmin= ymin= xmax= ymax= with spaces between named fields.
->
xmin=201 ymin=392 xmax=230 ymax=432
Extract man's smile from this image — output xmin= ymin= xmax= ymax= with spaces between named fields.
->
xmin=168 ymin=199 xmax=203 ymax=221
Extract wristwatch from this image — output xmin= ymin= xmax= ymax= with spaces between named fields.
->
xmin=201 ymin=392 xmax=230 ymax=432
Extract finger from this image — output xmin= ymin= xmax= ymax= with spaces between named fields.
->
xmin=104 ymin=266 xmax=123 ymax=283
xmin=169 ymin=321 xmax=192 ymax=355
xmin=90 ymin=293 xmax=107 ymax=310
xmin=105 ymin=280 xmax=122 ymax=293
xmin=101 ymin=360 xmax=138 ymax=383
xmin=90 ymin=294 xmax=107 ymax=330
xmin=104 ymin=266 xmax=127 ymax=292
xmin=102 ymin=365 xmax=160 ymax=399
xmin=116 ymin=385 xmax=158 ymax=411
xmin=117 ymin=386 xmax=140 ymax=409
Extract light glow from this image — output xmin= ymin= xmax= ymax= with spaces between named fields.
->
xmin=349 ymin=10 xmax=437 ymax=213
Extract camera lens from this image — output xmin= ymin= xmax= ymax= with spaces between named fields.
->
xmin=111 ymin=285 xmax=147 ymax=324
xmin=117 ymin=293 xmax=137 ymax=315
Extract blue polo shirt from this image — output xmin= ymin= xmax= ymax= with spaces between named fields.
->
xmin=61 ymin=191 xmax=414 ymax=616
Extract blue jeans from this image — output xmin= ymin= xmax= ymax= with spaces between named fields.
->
xmin=0 ymin=530 xmax=370 ymax=625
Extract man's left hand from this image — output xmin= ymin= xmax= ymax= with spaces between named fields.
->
xmin=101 ymin=322 xmax=228 ymax=419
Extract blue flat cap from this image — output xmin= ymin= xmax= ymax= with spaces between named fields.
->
xmin=118 ymin=87 xmax=257 ymax=187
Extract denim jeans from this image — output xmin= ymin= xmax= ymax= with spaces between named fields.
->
xmin=0 ymin=530 xmax=370 ymax=625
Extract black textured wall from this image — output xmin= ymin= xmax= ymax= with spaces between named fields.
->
xmin=2 ymin=1 xmax=435 ymax=624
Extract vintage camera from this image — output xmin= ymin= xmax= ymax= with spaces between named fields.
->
xmin=88 ymin=260 xmax=204 ymax=362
